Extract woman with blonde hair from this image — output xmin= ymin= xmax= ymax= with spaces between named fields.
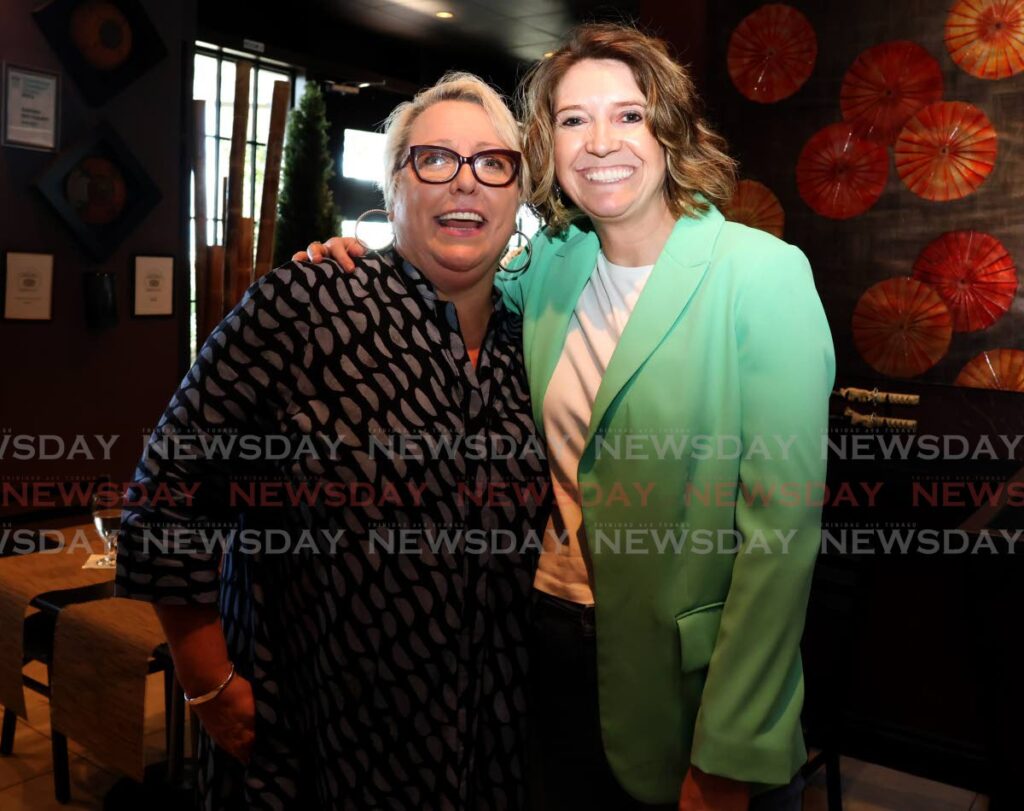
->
xmin=303 ymin=22 xmax=834 ymax=811
xmin=117 ymin=72 xmax=550 ymax=810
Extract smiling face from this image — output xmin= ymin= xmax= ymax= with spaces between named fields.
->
xmin=390 ymin=100 xmax=520 ymax=296
xmin=552 ymin=58 xmax=671 ymax=233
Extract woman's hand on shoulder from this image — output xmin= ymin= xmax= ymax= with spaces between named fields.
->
xmin=291 ymin=236 xmax=366 ymax=272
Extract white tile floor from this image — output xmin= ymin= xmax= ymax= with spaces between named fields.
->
xmin=0 ymin=662 xmax=993 ymax=810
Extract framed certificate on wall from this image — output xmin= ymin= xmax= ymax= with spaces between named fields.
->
xmin=3 ymin=252 xmax=54 ymax=320
xmin=2 ymin=64 xmax=60 ymax=151
xmin=132 ymin=255 xmax=174 ymax=317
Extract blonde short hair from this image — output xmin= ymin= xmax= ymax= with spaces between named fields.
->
xmin=380 ymin=72 xmax=529 ymax=209
xmin=519 ymin=23 xmax=738 ymax=233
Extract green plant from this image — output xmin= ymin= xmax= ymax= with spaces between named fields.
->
xmin=273 ymin=82 xmax=337 ymax=266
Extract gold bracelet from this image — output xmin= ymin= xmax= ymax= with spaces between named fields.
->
xmin=183 ymin=663 xmax=236 ymax=706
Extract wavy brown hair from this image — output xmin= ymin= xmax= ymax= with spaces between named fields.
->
xmin=519 ymin=23 xmax=737 ymax=234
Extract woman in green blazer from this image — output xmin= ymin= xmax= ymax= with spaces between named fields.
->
xmin=301 ymin=23 xmax=834 ymax=811
xmin=508 ymin=218 xmax=833 ymax=805
xmin=505 ymin=26 xmax=833 ymax=811
xmin=505 ymin=218 xmax=832 ymax=811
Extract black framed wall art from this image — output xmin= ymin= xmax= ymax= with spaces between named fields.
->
xmin=32 ymin=0 xmax=167 ymax=106
xmin=36 ymin=123 xmax=161 ymax=260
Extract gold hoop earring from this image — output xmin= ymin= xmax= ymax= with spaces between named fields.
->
xmin=353 ymin=209 xmax=395 ymax=253
xmin=499 ymin=230 xmax=533 ymax=275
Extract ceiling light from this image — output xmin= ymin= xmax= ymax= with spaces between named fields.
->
xmin=435 ymin=11 xmax=454 ymax=19
xmin=543 ymin=51 xmax=554 ymax=58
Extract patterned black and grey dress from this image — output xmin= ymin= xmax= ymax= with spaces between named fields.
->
xmin=115 ymin=250 xmax=550 ymax=810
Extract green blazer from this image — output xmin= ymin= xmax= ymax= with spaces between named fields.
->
xmin=501 ymin=204 xmax=835 ymax=802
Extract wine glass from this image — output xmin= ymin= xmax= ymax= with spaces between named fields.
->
xmin=91 ymin=479 xmax=122 ymax=569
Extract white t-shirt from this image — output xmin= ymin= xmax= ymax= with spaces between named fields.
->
xmin=534 ymin=251 xmax=655 ymax=605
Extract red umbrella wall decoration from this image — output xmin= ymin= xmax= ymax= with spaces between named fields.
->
xmin=852 ymin=277 xmax=953 ymax=377
xmin=911 ymin=231 xmax=1017 ymax=332
xmin=946 ymin=0 xmax=1024 ymax=80
xmin=840 ymin=41 xmax=944 ymax=145
xmin=894 ymin=101 xmax=997 ymax=201
xmin=956 ymin=349 xmax=1024 ymax=390
xmin=728 ymin=4 xmax=817 ymax=103
xmin=723 ymin=179 xmax=785 ymax=237
xmin=796 ymin=123 xmax=889 ymax=219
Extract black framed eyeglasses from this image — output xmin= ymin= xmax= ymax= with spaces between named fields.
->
xmin=402 ymin=144 xmax=522 ymax=187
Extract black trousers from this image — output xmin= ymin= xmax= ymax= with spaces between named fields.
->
xmin=528 ymin=590 xmax=805 ymax=811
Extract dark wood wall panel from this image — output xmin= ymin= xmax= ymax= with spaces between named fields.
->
xmin=0 ymin=1 xmax=196 ymax=516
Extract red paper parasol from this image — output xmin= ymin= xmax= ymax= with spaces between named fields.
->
xmin=840 ymin=41 xmax=944 ymax=144
xmin=852 ymin=277 xmax=953 ymax=377
xmin=796 ymin=123 xmax=889 ymax=219
xmin=723 ymin=180 xmax=785 ymax=237
xmin=894 ymin=101 xmax=997 ymax=201
xmin=956 ymin=349 xmax=1024 ymax=390
xmin=912 ymin=231 xmax=1017 ymax=332
xmin=946 ymin=0 xmax=1024 ymax=80
xmin=728 ymin=4 xmax=817 ymax=103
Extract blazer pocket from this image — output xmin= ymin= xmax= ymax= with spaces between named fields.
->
xmin=675 ymin=602 xmax=725 ymax=673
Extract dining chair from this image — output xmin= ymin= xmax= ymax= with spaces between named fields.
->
xmin=0 ymin=529 xmax=184 ymax=804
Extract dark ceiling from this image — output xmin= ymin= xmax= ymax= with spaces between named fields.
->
xmin=198 ymin=0 xmax=642 ymax=99
xmin=318 ymin=0 xmax=639 ymax=62
xmin=198 ymin=0 xmax=638 ymax=88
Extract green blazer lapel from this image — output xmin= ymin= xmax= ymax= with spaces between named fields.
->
xmin=526 ymin=231 xmax=600 ymax=431
xmin=583 ymin=206 xmax=726 ymax=451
